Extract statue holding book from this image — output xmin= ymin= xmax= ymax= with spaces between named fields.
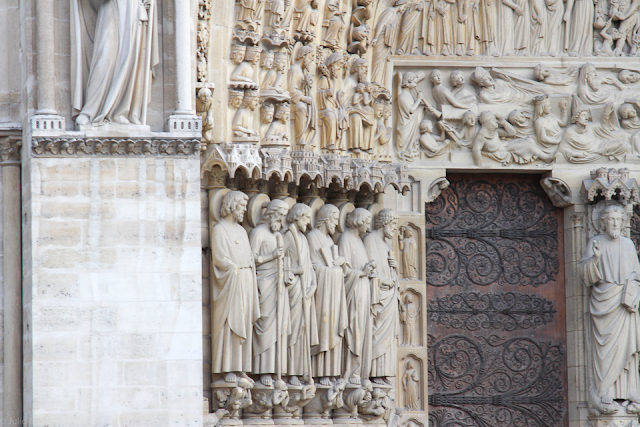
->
xmin=579 ymin=204 xmax=640 ymax=415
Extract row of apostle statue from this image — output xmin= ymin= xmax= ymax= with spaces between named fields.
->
xmin=210 ymin=191 xmax=401 ymax=392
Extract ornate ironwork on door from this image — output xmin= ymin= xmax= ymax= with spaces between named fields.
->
xmin=427 ymin=174 xmax=568 ymax=427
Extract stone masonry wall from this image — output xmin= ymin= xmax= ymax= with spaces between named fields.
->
xmin=23 ymin=156 xmax=202 ymax=426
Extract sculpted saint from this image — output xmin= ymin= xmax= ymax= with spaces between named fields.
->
xmin=71 ymin=0 xmax=159 ymax=126
xmin=396 ymin=1 xmax=425 ymax=55
xmin=579 ymin=205 xmax=640 ymax=415
xmin=249 ymin=199 xmax=291 ymax=386
xmin=564 ymin=0 xmax=594 ymax=56
xmin=211 ymin=191 xmax=260 ymax=383
xmin=371 ymin=0 xmax=406 ymax=86
xmin=308 ymin=204 xmax=349 ymax=386
xmin=317 ymin=53 xmax=347 ymax=151
xmin=399 ymin=227 xmax=418 ymax=280
xmin=339 ymin=208 xmax=377 ymax=384
xmin=364 ymin=209 xmax=400 ymax=384
xmin=289 ymin=46 xmax=317 ymax=146
xmin=283 ymin=204 xmax=319 ymax=386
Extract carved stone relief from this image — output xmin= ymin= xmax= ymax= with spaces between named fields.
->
xmin=398 ymin=223 xmax=420 ymax=280
xmin=400 ymin=355 xmax=423 ymax=411
xmin=399 ymin=289 xmax=422 ymax=347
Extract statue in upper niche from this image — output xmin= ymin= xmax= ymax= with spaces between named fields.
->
xmin=564 ymin=0 xmax=594 ymax=56
xmin=71 ymin=0 xmax=159 ymax=127
xmin=288 ymin=46 xmax=317 ymax=146
xmin=322 ymin=0 xmax=346 ymax=49
xmin=579 ymin=204 xmax=640 ymax=415
xmin=371 ymin=0 xmax=406 ymax=86
xmin=396 ymin=0 xmax=424 ymax=55
xmin=317 ymin=53 xmax=347 ymax=151
xmin=236 ymin=0 xmax=266 ymax=28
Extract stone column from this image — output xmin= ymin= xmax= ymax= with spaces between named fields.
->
xmin=1 ymin=136 xmax=22 ymax=425
xmin=31 ymin=0 xmax=64 ymax=133
xmin=167 ymin=0 xmax=201 ymax=133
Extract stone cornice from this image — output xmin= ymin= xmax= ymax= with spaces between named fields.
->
xmin=31 ymin=137 xmax=200 ymax=158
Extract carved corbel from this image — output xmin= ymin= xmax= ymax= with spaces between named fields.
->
xmin=426 ymin=177 xmax=450 ymax=204
xmin=541 ymin=177 xmax=573 ymax=208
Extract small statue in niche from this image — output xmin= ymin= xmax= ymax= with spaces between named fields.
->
xmin=432 ymin=0 xmax=457 ymax=56
xmin=398 ymin=226 xmax=418 ymax=280
xmin=260 ymin=103 xmax=275 ymax=139
xmin=399 ymin=293 xmax=420 ymax=346
xmin=229 ymin=89 xmax=245 ymax=109
xmin=232 ymin=90 xmax=260 ymax=140
xmin=230 ymin=45 xmax=261 ymax=89
xmin=317 ymin=53 xmax=348 ymax=152
xmin=348 ymin=22 xmax=371 ymax=55
xmin=419 ymin=120 xmax=450 ymax=157
xmin=619 ymin=103 xmax=640 ymax=129
xmin=579 ymin=205 xmax=640 ymax=415
xmin=348 ymin=83 xmax=375 ymax=153
xmin=249 ymin=199 xmax=291 ymax=387
xmin=472 ymin=110 xmax=555 ymax=166
xmin=260 ymin=50 xmax=275 ymax=81
xmin=453 ymin=0 xmax=477 ymax=56
xmin=533 ymin=64 xmax=579 ymax=86
xmin=402 ymin=360 xmax=420 ymax=410
xmin=322 ymin=0 xmax=346 ymax=49
xmin=430 ymin=69 xmax=473 ymax=109
xmin=196 ymin=88 xmax=214 ymax=147
xmin=261 ymin=52 xmax=290 ymax=102
xmin=373 ymin=102 xmax=392 ymax=159
xmin=288 ymin=46 xmax=317 ymax=146
xmin=265 ymin=102 xmax=291 ymax=145
xmin=210 ymin=191 xmax=258 ymax=384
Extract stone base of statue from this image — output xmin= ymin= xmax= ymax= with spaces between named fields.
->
xmin=586 ymin=413 xmax=640 ymax=427
xmin=76 ymin=122 xmax=154 ymax=137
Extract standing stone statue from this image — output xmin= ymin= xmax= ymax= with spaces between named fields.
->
xmin=579 ymin=204 xmax=640 ymax=415
xmin=371 ymin=0 xmax=406 ymax=86
xmin=307 ymin=204 xmax=349 ymax=386
xmin=400 ymin=293 xmax=420 ymax=346
xmin=249 ymin=199 xmax=291 ymax=387
xmin=288 ymin=46 xmax=317 ymax=146
xmin=339 ymin=208 xmax=377 ymax=384
xmin=364 ymin=209 xmax=400 ymax=385
xmin=211 ymin=191 xmax=260 ymax=383
xmin=71 ymin=0 xmax=159 ymax=126
xmin=396 ymin=1 xmax=425 ymax=55
xmin=317 ymin=53 xmax=347 ymax=151
xmin=283 ymin=204 xmax=319 ymax=386
xmin=402 ymin=360 xmax=420 ymax=410
xmin=399 ymin=226 xmax=418 ymax=280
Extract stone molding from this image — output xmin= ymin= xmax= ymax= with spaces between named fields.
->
xmin=0 ymin=134 xmax=22 ymax=163
xmin=31 ymin=137 xmax=200 ymax=158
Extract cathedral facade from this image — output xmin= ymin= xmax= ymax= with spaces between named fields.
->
xmin=2 ymin=0 xmax=640 ymax=426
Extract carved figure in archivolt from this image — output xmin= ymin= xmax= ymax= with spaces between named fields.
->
xmin=211 ymin=191 xmax=260 ymax=383
xmin=308 ymin=204 xmax=348 ymax=385
xmin=402 ymin=360 xmax=420 ymax=410
xmin=71 ymin=0 xmax=159 ymax=126
xmin=265 ymin=102 xmax=291 ymax=145
xmin=374 ymin=102 xmax=393 ymax=158
xmin=371 ymin=0 xmax=406 ymax=86
xmin=249 ymin=199 xmax=291 ymax=386
xmin=230 ymin=45 xmax=261 ymax=89
xmin=579 ymin=204 xmax=640 ymax=415
xmin=294 ymin=0 xmax=319 ymax=37
xmin=396 ymin=0 xmax=424 ymax=55
xmin=396 ymin=71 xmax=441 ymax=161
xmin=232 ymin=90 xmax=260 ymax=139
xmin=364 ymin=209 xmax=400 ymax=384
xmin=323 ymin=0 xmax=346 ymax=49
xmin=473 ymin=110 xmax=555 ymax=166
xmin=399 ymin=226 xmax=418 ymax=280
xmin=261 ymin=103 xmax=275 ymax=139
xmin=289 ymin=46 xmax=317 ymax=146
xmin=261 ymin=51 xmax=290 ymax=101
xmin=283 ymin=204 xmax=319 ymax=386
xmin=400 ymin=293 xmax=420 ymax=346
xmin=317 ymin=53 xmax=348 ymax=151
xmin=348 ymin=83 xmax=375 ymax=153
xmin=339 ymin=208 xmax=377 ymax=384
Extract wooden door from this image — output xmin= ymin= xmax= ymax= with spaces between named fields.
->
xmin=426 ymin=174 xmax=567 ymax=427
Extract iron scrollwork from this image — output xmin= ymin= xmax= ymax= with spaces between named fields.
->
xmin=428 ymin=292 xmax=556 ymax=332
xmin=425 ymin=180 xmax=560 ymax=288
xmin=428 ymin=334 xmax=565 ymax=427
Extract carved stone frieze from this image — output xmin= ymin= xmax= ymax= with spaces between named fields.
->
xmin=31 ymin=137 xmax=200 ymax=157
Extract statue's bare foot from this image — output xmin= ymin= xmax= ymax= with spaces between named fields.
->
xmin=289 ymin=375 xmax=301 ymax=386
xmin=319 ymin=377 xmax=331 ymax=386
xmin=349 ymin=374 xmax=361 ymax=385
xmin=373 ymin=377 xmax=386 ymax=385
xmin=76 ymin=114 xmax=90 ymax=126
xmin=114 ymin=115 xmax=130 ymax=125
xmin=261 ymin=374 xmax=273 ymax=387
xmin=225 ymin=372 xmax=238 ymax=383
xmin=602 ymin=393 xmax=613 ymax=404
xmin=240 ymin=372 xmax=254 ymax=384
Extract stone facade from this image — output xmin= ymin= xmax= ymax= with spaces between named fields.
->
xmin=2 ymin=0 xmax=640 ymax=426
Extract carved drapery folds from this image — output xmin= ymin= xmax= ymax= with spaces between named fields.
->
xmin=207 ymin=187 xmax=403 ymax=423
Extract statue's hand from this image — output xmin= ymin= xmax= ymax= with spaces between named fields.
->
xmin=593 ymin=240 xmax=601 ymax=258
xmin=273 ymin=246 xmax=284 ymax=260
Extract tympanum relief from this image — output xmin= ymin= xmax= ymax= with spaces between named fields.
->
xmin=210 ymin=191 xmax=402 ymax=423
